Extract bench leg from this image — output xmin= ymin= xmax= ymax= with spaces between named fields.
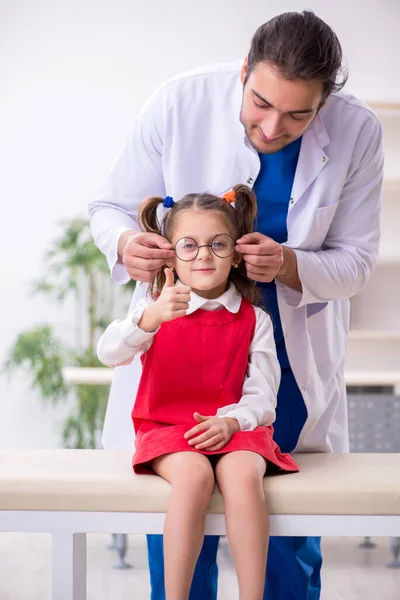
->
xmin=388 ymin=537 xmax=400 ymax=568
xmin=52 ymin=533 xmax=87 ymax=600
xmin=358 ymin=536 xmax=376 ymax=549
xmin=113 ymin=533 xmax=132 ymax=569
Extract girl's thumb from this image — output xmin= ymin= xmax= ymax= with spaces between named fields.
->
xmin=163 ymin=267 xmax=174 ymax=287
xmin=193 ymin=412 xmax=206 ymax=423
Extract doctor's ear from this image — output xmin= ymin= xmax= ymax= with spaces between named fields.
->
xmin=240 ymin=57 xmax=249 ymax=85
xmin=318 ymin=93 xmax=331 ymax=111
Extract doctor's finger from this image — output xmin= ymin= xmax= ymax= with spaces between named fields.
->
xmin=246 ymin=270 xmax=276 ymax=283
xmin=126 ymin=244 xmax=175 ymax=260
xmin=125 ymin=265 xmax=160 ymax=282
xmin=236 ymin=241 xmax=280 ymax=255
xmin=242 ymin=254 xmax=282 ymax=268
xmin=132 ymin=232 xmax=173 ymax=249
xmin=235 ymin=232 xmax=266 ymax=245
xmin=124 ymin=255 xmax=168 ymax=271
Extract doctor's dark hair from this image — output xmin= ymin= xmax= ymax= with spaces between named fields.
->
xmin=247 ymin=10 xmax=348 ymax=101
xmin=138 ymin=184 xmax=261 ymax=305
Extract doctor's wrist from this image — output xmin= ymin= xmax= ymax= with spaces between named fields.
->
xmin=275 ymin=246 xmax=302 ymax=293
xmin=118 ymin=230 xmax=139 ymax=261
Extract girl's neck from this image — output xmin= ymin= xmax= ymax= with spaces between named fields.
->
xmin=190 ymin=279 xmax=230 ymax=300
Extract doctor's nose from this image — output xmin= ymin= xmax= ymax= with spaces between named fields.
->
xmin=261 ymin=113 xmax=283 ymax=139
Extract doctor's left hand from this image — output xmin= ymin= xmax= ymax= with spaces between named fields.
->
xmin=235 ymin=232 xmax=284 ymax=283
xmin=184 ymin=413 xmax=240 ymax=451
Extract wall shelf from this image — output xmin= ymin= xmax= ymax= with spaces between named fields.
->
xmin=63 ymin=366 xmax=400 ymax=389
xmin=349 ymin=330 xmax=400 ymax=340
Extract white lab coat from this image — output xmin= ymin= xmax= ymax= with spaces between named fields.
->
xmin=89 ymin=61 xmax=384 ymax=454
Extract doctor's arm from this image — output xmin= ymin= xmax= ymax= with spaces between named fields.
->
xmin=88 ymin=85 xmax=169 ymax=284
xmin=277 ymin=116 xmax=384 ymax=307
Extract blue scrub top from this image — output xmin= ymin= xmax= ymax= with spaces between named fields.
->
xmin=253 ymin=137 xmax=302 ymax=369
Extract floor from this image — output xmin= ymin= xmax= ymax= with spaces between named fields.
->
xmin=0 ymin=533 xmax=399 ymax=599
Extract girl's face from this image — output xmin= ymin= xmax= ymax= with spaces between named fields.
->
xmin=167 ymin=208 xmax=240 ymax=299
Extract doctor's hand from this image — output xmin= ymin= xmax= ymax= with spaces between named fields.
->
xmin=138 ymin=268 xmax=191 ymax=332
xmin=184 ymin=413 xmax=240 ymax=451
xmin=235 ymin=232 xmax=284 ymax=283
xmin=118 ymin=230 xmax=175 ymax=282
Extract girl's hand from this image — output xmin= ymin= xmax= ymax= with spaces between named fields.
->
xmin=138 ymin=268 xmax=191 ymax=332
xmin=184 ymin=412 xmax=240 ymax=451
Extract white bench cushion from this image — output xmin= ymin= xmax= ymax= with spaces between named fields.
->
xmin=1 ymin=450 xmax=399 ymax=516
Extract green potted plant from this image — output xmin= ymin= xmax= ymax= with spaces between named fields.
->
xmin=4 ymin=217 xmax=134 ymax=449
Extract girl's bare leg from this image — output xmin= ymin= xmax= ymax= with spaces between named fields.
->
xmin=152 ymin=452 xmax=215 ymax=600
xmin=215 ymin=451 xmax=269 ymax=600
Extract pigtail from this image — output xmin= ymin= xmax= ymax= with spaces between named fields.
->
xmin=232 ymin=184 xmax=258 ymax=238
xmin=137 ymin=196 xmax=165 ymax=235
xmin=228 ymin=184 xmax=261 ymax=306
xmin=137 ymin=196 xmax=174 ymax=299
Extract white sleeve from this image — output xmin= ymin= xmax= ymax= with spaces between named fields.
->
xmin=278 ymin=115 xmax=383 ymax=308
xmin=97 ymin=299 xmax=159 ymax=367
xmin=88 ymin=83 xmax=169 ymax=284
xmin=216 ymin=307 xmax=280 ymax=430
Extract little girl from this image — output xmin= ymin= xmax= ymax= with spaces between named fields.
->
xmin=97 ymin=184 xmax=298 ymax=600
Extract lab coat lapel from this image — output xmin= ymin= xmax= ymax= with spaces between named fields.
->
xmin=290 ymin=113 xmax=330 ymax=206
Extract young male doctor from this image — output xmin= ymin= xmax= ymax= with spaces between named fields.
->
xmin=89 ymin=10 xmax=383 ymax=600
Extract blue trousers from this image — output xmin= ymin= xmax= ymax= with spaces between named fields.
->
xmin=146 ymin=369 xmax=322 ymax=599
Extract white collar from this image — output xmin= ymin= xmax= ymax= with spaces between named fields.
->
xmin=176 ymin=280 xmax=242 ymax=315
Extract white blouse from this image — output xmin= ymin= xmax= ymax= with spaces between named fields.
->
xmin=97 ymin=283 xmax=280 ymax=431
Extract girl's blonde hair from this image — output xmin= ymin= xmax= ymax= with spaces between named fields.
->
xmin=138 ymin=184 xmax=261 ymax=305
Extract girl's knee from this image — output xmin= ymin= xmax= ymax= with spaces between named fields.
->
xmin=216 ymin=452 xmax=266 ymax=493
xmin=173 ymin=456 xmax=215 ymax=495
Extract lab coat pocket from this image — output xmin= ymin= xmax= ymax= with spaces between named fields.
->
xmin=311 ymin=202 xmax=340 ymax=249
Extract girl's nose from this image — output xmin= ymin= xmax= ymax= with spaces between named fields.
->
xmin=197 ymin=245 xmax=213 ymax=259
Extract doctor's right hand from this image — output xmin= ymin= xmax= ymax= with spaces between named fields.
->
xmin=118 ymin=230 xmax=175 ymax=282
xmin=138 ymin=268 xmax=191 ymax=332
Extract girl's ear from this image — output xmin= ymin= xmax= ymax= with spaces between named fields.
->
xmin=232 ymin=252 xmax=243 ymax=268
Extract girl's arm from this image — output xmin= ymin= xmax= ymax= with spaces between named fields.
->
xmin=97 ymin=270 xmax=192 ymax=367
xmin=216 ymin=307 xmax=280 ymax=430
xmin=97 ymin=299 xmax=159 ymax=367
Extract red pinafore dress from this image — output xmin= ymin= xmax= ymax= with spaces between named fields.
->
xmin=131 ymin=297 xmax=299 ymax=474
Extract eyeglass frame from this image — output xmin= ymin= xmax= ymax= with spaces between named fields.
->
xmin=172 ymin=234 xmax=236 ymax=262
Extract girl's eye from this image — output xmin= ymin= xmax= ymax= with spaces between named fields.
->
xmin=212 ymin=242 xmax=224 ymax=249
xmin=183 ymin=243 xmax=196 ymax=250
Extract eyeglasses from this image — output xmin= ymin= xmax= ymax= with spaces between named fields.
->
xmin=173 ymin=234 xmax=235 ymax=262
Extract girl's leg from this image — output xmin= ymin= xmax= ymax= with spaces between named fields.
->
xmin=215 ymin=451 xmax=268 ymax=600
xmin=152 ymin=452 xmax=215 ymax=600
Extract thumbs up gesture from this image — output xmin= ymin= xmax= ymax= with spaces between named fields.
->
xmin=137 ymin=268 xmax=191 ymax=332
xmin=163 ymin=266 xmax=175 ymax=289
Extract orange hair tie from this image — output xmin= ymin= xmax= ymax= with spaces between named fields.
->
xmin=222 ymin=190 xmax=236 ymax=203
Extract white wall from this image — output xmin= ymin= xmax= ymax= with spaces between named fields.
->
xmin=1 ymin=0 xmax=399 ymax=448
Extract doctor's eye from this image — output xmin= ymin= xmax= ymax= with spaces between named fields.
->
xmin=289 ymin=113 xmax=309 ymax=121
